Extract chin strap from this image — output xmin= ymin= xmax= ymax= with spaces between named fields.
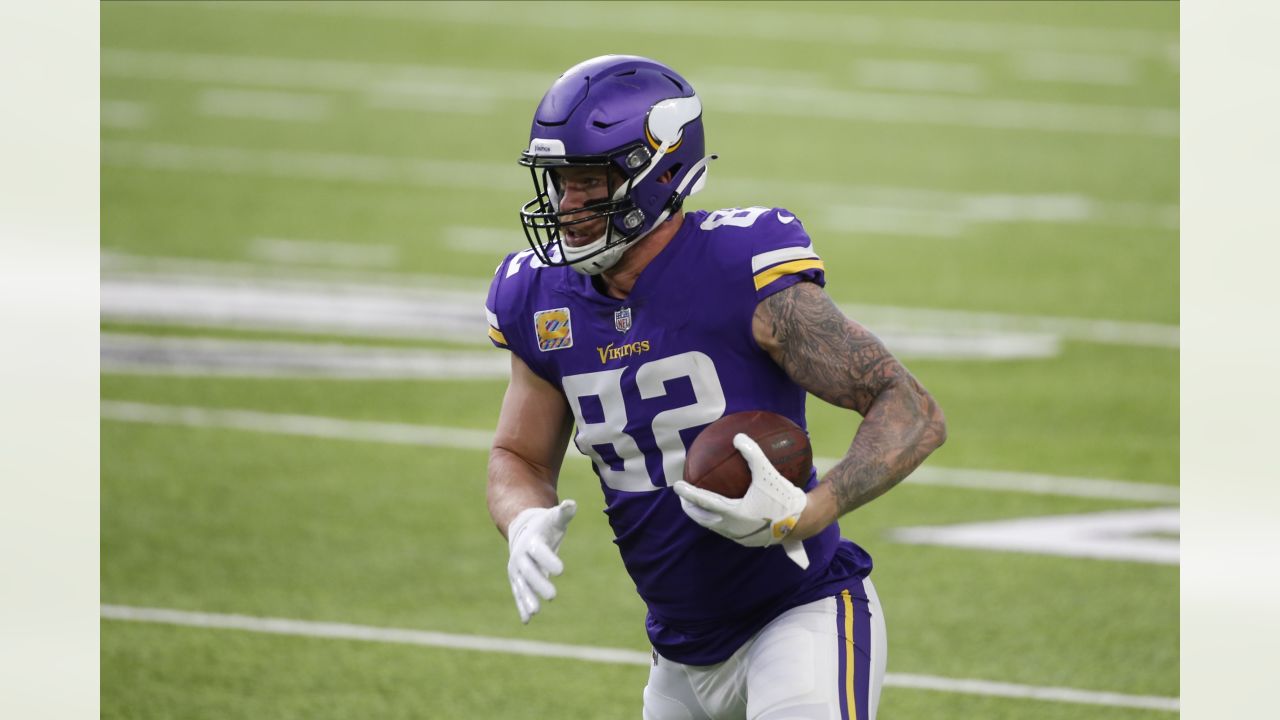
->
xmin=644 ymin=153 xmax=718 ymax=232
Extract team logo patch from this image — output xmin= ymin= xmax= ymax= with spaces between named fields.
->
xmin=614 ymin=307 xmax=632 ymax=333
xmin=533 ymin=307 xmax=574 ymax=351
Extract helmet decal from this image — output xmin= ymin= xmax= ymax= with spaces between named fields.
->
xmin=644 ymin=95 xmax=702 ymax=153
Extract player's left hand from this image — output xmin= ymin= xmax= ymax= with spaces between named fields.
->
xmin=673 ymin=433 xmax=811 ymax=569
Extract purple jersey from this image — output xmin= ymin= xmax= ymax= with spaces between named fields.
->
xmin=486 ymin=207 xmax=873 ymax=665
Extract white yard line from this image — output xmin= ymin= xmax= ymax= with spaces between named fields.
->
xmin=210 ymin=3 xmax=1177 ymax=60
xmin=100 ymin=332 xmax=1057 ymax=378
xmin=887 ymin=672 xmax=1178 ymax=713
xmin=100 ymin=400 xmax=494 ymax=451
xmin=100 ymin=256 xmax=1180 ymax=350
xmin=196 ymin=88 xmax=332 ymax=122
xmin=101 ymin=250 xmax=484 ymax=293
xmin=101 ymin=140 xmax=515 ymax=189
xmin=707 ymin=83 xmax=1176 ymax=137
xmin=101 ymin=99 xmax=150 ymax=129
xmin=1013 ymin=51 xmax=1138 ymax=87
xmin=99 ymin=604 xmax=1179 ymax=712
xmin=247 ymin=237 xmax=399 ymax=269
xmin=838 ymin=302 xmax=1179 ymax=349
xmin=897 ymin=465 xmax=1179 ymax=504
xmin=852 ymin=59 xmax=987 ymax=94
xmin=100 ymin=401 xmax=1177 ymax=505
xmin=443 ymin=226 xmax=527 ymax=255
xmin=99 ymin=141 xmax=1179 ymax=233
xmin=108 ymin=270 xmax=1025 ymax=355
xmin=100 ymin=273 xmax=484 ymax=344
xmin=100 ymin=334 xmax=511 ymax=380
xmin=101 ymin=49 xmax=1176 ymax=137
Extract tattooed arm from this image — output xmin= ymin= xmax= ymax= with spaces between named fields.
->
xmin=752 ymin=281 xmax=947 ymax=539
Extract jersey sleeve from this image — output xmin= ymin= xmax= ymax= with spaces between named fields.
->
xmin=748 ymin=208 xmax=825 ymax=302
xmin=484 ymin=254 xmax=517 ymax=350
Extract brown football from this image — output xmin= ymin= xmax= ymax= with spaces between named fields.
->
xmin=682 ymin=411 xmax=813 ymax=499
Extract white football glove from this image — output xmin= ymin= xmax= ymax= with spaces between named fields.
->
xmin=506 ymin=499 xmax=577 ymax=624
xmin=673 ymin=434 xmax=811 ymax=569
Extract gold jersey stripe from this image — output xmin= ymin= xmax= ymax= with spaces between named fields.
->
xmin=488 ymin=326 xmax=507 ymax=345
xmin=752 ymin=258 xmax=825 ymax=291
xmin=842 ymin=589 xmax=858 ymax=720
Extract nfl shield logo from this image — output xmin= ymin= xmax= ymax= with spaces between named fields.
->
xmin=614 ymin=308 xmax=632 ymax=333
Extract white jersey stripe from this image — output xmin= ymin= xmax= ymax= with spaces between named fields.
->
xmin=485 ymin=307 xmax=501 ymax=330
xmin=750 ymin=243 xmax=819 ymax=273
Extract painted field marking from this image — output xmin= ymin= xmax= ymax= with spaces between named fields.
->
xmin=853 ymin=58 xmax=986 ymax=94
xmin=99 ymin=604 xmax=1179 ymax=712
xmin=100 ymin=400 xmax=494 ymax=451
xmin=96 ymin=139 xmax=1181 ymax=232
xmin=100 ymin=272 xmax=1062 ymax=361
xmin=196 ymin=88 xmax=332 ymax=122
xmin=101 ymin=250 xmax=483 ymax=293
xmin=100 ymin=334 xmax=511 ymax=380
xmin=890 ymin=508 xmax=1179 ymax=565
xmin=247 ymin=237 xmax=399 ymax=269
xmin=707 ymin=83 xmax=1176 ymax=137
xmin=1013 ymin=51 xmax=1138 ymax=87
xmin=443 ymin=226 xmax=525 ymax=255
xmin=895 ymin=465 xmax=1179 ymax=504
xmin=101 ymin=99 xmax=149 ymax=129
xmin=100 ymin=272 xmax=485 ymax=344
xmin=99 ymin=140 xmax=1179 ymax=234
xmin=100 ymin=331 xmax=1056 ymax=379
xmin=210 ymin=2 xmax=1177 ymax=61
xmin=100 ymin=255 xmax=1180 ymax=350
xmin=100 ymin=401 xmax=1177 ymax=505
xmin=839 ymin=302 xmax=1179 ymax=349
xmin=102 ymin=49 xmax=1176 ymax=136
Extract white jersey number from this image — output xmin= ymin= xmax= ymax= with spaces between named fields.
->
xmin=699 ymin=206 xmax=770 ymax=231
xmin=562 ymin=351 xmax=726 ymax=492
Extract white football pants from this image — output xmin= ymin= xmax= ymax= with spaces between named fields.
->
xmin=642 ymin=577 xmax=886 ymax=720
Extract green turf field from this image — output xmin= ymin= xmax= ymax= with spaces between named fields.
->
xmin=101 ymin=2 xmax=1179 ymax=717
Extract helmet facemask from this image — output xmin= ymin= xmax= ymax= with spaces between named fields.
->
xmin=518 ymin=145 xmax=652 ymax=275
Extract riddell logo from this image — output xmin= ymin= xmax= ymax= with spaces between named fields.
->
xmin=529 ymin=138 xmax=565 ymax=156
xmin=597 ymin=340 xmax=651 ymax=364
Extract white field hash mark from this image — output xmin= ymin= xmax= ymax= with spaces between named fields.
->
xmin=100 ymin=401 xmax=1178 ymax=505
xmin=99 ymin=604 xmax=1179 ymax=713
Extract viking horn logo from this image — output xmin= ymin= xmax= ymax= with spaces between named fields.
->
xmin=644 ymin=95 xmax=702 ymax=153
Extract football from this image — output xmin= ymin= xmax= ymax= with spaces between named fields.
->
xmin=682 ymin=411 xmax=813 ymax=499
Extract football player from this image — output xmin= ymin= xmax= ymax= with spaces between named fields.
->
xmin=486 ymin=55 xmax=946 ymax=720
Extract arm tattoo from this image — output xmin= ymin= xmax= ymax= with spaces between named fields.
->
xmin=756 ymin=282 xmax=947 ymax=515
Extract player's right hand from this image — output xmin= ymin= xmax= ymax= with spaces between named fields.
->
xmin=506 ymin=499 xmax=577 ymax=624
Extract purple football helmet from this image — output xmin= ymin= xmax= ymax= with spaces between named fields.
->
xmin=518 ymin=55 xmax=716 ymax=275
